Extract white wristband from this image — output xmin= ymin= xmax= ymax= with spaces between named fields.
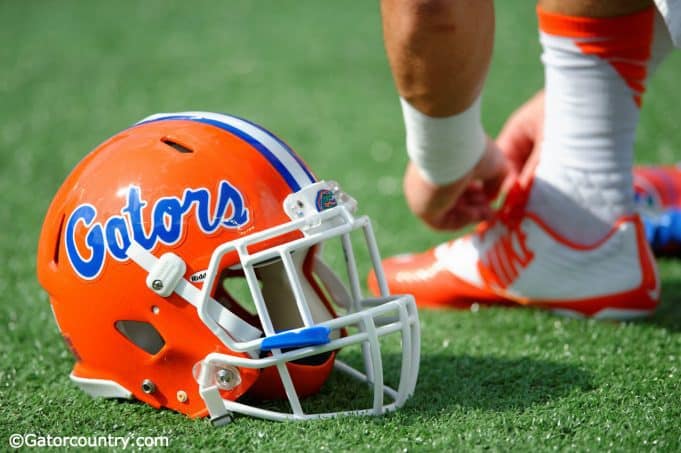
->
xmin=400 ymin=95 xmax=486 ymax=185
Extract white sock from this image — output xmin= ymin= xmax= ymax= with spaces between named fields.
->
xmin=529 ymin=6 xmax=656 ymax=244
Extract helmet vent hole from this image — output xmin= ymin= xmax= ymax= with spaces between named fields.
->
xmin=161 ymin=137 xmax=193 ymax=154
xmin=115 ymin=320 xmax=165 ymax=354
xmin=53 ymin=214 xmax=65 ymax=265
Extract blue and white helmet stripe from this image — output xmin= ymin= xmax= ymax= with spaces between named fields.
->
xmin=137 ymin=112 xmax=316 ymax=192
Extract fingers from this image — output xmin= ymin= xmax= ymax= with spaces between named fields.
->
xmin=403 ymin=142 xmax=509 ymax=230
xmin=403 ymin=162 xmax=470 ymax=230
xmin=407 ymin=177 xmax=494 ymax=231
xmin=476 ymin=139 xmax=508 ymax=201
xmin=402 ymin=90 xmax=547 ymax=231
xmin=495 ymin=90 xmax=545 ymax=192
xmin=403 ymin=164 xmax=481 ymax=230
xmin=496 ymin=110 xmax=534 ymax=181
xmin=497 ymin=90 xmax=545 ymax=159
xmin=435 ymin=193 xmax=494 ymax=230
xmin=497 ymin=116 xmax=534 ymax=168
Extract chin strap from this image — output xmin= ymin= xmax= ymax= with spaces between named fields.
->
xmin=126 ymin=241 xmax=263 ymax=343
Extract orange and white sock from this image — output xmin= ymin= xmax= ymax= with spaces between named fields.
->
xmin=528 ymin=6 xmax=655 ymax=244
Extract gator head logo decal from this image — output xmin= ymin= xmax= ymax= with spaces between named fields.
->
xmin=315 ymin=189 xmax=337 ymax=212
xmin=65 ymin=180 xmax=249 ymax=280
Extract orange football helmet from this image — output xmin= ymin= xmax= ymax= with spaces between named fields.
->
xmin=36 ymin=112 xmax=420 ymax=424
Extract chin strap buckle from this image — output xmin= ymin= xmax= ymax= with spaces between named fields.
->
xmin=146 ymin=252 xmax=187 ymax=297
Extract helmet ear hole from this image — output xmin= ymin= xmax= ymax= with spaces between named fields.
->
xmin=114 ymin=320 xmax=165 ymax=355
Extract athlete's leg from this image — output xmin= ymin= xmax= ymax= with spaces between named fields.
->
xmin=530 ymin=0 xmax=654 ymax=244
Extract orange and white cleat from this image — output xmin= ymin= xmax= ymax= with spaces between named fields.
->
xmin=369 ymin=180 xmax=660 ymax=320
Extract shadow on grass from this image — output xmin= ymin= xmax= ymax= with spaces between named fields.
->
xmin=406 ymin=352 xmax=593 ymax=414
xmin=272 ymin=351 xmax=594 ymax=419
xmin=84 ymin=351 xmax=592 ymax=424
xmin=645 ymin=271 xmax=681 ymax=332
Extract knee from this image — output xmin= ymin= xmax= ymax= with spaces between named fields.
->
xmin=409 ymin=0 xmax=458 ymax=19
xmin=398 ymin=0 xmax=478 ymax=28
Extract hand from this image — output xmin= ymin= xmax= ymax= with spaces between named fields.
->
xmin=403 ymin=137 xmax=507 ymax=230
xmin=496 ymin=90 xmax=545 ymax=191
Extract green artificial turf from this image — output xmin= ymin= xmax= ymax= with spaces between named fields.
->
xmin=1 ymin=1 xmax=680 ymax=451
